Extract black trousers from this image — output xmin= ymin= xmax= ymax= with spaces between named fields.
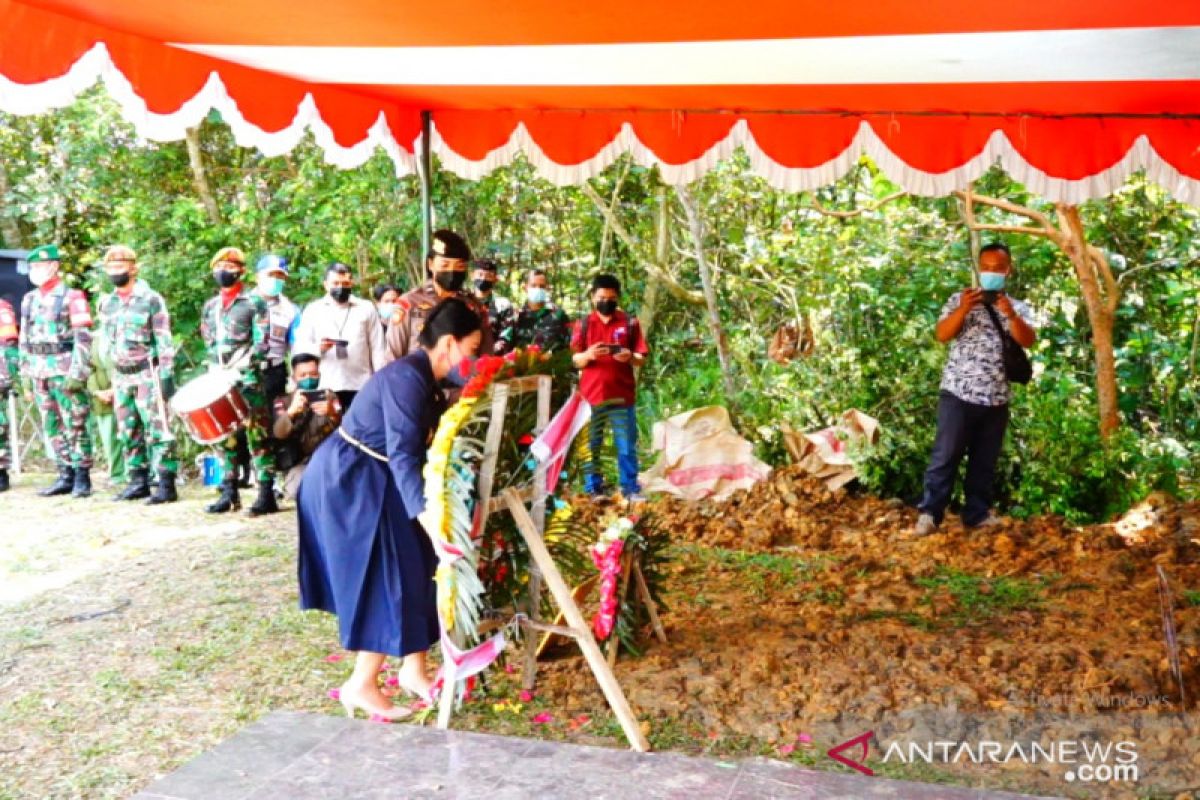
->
xmin=918 ymin=391 xmax=1010 ymax=526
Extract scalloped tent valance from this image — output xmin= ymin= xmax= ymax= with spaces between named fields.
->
xmin=3 ymin=0 xmax=1200 ymax=202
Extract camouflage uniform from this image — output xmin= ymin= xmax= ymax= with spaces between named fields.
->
xmin=200 ymin=285 xmax=272 ymax=482
xmin=19 ymin=280 xmax=93 ymax=471
xmin=98 ymin=279 xmax=177 ymax=476
xmin=0 ymin=299 xmax=19 ymax=474
xmin=502 ymin=303 xmax=573 ymax=354
xmin=480 ymin=292 xmax=515 ymax=354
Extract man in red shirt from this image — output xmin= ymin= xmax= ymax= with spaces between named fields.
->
xmin=570 ymin=274 xmax=649 ymax=502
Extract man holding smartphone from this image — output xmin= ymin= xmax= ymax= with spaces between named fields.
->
xmin=272 ymin=353 xmax=342 ymax=500
xmin=571 ymin=274 xmax=650 ymax=503
xmin=911 ymin=242 xmax=1037 ymax=537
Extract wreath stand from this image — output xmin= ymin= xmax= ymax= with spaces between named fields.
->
xmin=435 ymin=374 xmax=650 ymax=752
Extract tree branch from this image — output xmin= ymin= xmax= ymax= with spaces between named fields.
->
xmin=954 ymin=190 xmax=1056 ymax=234
xmin=802 ymin=191 xmax=907 ymax=219
xmin=581 ymin=181 xmax=705 ymax=306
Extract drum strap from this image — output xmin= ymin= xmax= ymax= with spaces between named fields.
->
xmin=338 ymin=427 xmax=387 ymax=463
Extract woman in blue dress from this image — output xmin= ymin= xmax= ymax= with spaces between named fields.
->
xmin=297 ymin=298 xmax=482 ymax=720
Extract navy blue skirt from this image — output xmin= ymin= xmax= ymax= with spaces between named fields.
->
xmin=296 ymin=432 xmax=439 ymax=657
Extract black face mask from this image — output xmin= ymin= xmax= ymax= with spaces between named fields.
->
xmin=474 ymin=278 xmax=495 ymax=293
xmin=435 ymin=271 xmax=467 ymax=292
xmin=595 ymin=299 xmax=618 ymax=316
xmin=214 ymin=269 xmax=241 ymax=288
xmin=329 ymin=287 xmax=352 ymax=304
xmin=107 ymin=272 xmax=132 ymax=288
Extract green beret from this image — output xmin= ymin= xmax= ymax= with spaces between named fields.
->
xmin=27 ymin=244 xmax=60 ymax=264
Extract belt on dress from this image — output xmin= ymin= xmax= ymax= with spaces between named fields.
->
xmin=337 ymin=427 xmax=387 ymax=463
xmin=115 ymin=360 xmax=150 ymax=375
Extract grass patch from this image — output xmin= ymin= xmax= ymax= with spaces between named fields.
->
xmin=1183 ymin=590 xmax=1200 ymax=608
xmin=672 ymin=544 xmax=837 ymax=598
xmin=914 ymin=568 xmax=1048 ymax=626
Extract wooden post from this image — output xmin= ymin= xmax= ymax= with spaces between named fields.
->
xmin=503 ymin=488 xmax=649 ymax=752
xmin=633 ymin=562 xmax=668 ymax=644
xmin=523 ymin=375 xmax=552 ymax=689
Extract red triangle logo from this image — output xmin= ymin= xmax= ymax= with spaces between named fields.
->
xmin=827 ymin=730 xmax=875 ymax=776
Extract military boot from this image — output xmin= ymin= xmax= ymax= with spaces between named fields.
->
xmin=39 ymin=467 xmax=75 ymax=497
xmin=115 ymin=468 xmax=151 ymax=501
xmin=247 ymin=477 xmax=279 ymax=517
xmin=145 ymin=470 xmax=178 ymax=505
xmin=205 ymin=478 xmax=240 ymax=513
xmin=71 ymin=467 xmax=92 ymax=498
xmin=0 ymin=469 xmax=9 ymax=493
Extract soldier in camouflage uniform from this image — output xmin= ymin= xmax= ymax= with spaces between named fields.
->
xmin=0 ymin=296 xmax=19 ymax=492
xmin=97 ymin=245 xmax=179 ymax=504
xmin=387 ymin=230 xmax=493 ymax=403
xmin=471 ymin=258 xmax=514 ymax=354
xmin=18 ymin=244 xmax=94 ymax=497
xmin=200 ymin=247 xmax=278 ymax=516
xmin=501 ymin=268 xmax=573 ymax=354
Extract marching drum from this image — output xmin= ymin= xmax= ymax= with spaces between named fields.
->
xmin=171 ymin=371 xmax=250 ymax=445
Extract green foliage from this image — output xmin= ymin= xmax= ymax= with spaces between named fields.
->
xmin=3 ymin=89 xmax=1199 ymax=522
xmin=914 ymin=567 xmax=1050 ymax=627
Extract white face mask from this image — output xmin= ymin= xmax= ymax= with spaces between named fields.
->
xmin=29 ymin=265 xmax=54 ymax=287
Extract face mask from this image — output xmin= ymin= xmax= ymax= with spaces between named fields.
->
xmin=329 ymin=287 xmax=352 ymax=304
xmin=258 ymin=275 xmax=285 ymax=296
xmin=595 ymin=299 xmax=618 ymax=316
xmin=107 ymin=271 xmax=132 ymax=288
xmin=434 ymin=271 xmax=466 ymax=292
xmin=378 ymin=303 xmax=396 ymax=320
xmin=526 ymin=287 xmax=549 ymax=305
xmin=474 ymin=278 xmax=495 ymax=293
xmin=215 ymin=269 xmax=241 ymax=288
xmin=297 ymin=377 xmax=319 ymax=391
xmin=979 ymin=272 xmax=1007 ymax=291
xmin=29 ymin=266 xmax=52 ymax=287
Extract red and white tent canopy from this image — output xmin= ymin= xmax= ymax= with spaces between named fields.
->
xmin=2 ymin=0 xmax=1199 ymax=202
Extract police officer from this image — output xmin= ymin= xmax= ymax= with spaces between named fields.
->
xmin=471 ymin=258 xmax=514 ymax=353
xmin=387 ymin=230 xmax=493 ymax=370
xmin=200 ymin=247 xmax=277 ymax=516
xmin=97 ymin=245 xmax=178 ymax=504
xmin=18 ymin=244 xmax=94 ymax=497
xmin=0 ymin=294 xmax=18 ymax=492
xmin=253 ymin=253 xmax=300 ymax=404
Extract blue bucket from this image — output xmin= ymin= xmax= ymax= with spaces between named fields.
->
xmin=199 ymin=454 xmax=225 ymax=487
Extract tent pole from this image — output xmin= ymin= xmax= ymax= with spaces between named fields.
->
xmin=420 ymin=110 xmax=433 ymax=260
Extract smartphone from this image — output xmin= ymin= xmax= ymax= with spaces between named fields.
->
xmin=981 ymin=290 xmax=999 ymax=305
xmin=303 ymin=390 xmax=326 ymax=403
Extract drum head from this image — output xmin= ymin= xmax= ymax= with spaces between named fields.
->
xmin=171 ymin=371 xmax=237 ymax=414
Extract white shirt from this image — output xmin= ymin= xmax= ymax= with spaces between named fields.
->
xmin=295 ymin=294 xmax=391 ymax=392
xmin=259 ymin=291 xmax=300 ymax=366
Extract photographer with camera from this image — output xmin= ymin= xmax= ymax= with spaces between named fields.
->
xmin=272 ymin=353 xmax=343 ymax=500
xmin=911 ymin=242 xmax=1037 ymax=537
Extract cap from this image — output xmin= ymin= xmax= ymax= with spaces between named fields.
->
xmin=210 ymin=247 xmax=247 ymax=269
xmin=27 ymin=244 xmax=60 ymax=264
xmin=256 ymin=253 xmax=289 ymax=276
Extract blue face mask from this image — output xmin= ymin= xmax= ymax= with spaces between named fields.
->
xmin=297 ymin=377 xmax=319 ymax=391
xmin=258 ymin=275 xmax=285 ymax=296
xmin=979 ymin=272 xmax=1007 ymax=291
xmin=526 ymin=287 xmax=549 ymax=305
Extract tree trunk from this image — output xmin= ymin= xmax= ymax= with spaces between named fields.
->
xmin=675 ymin=185 xmax=738 ymax=401
xmin=185 ymin=126 xmax=222 ymax=225
xmin=638 ymin=185 xmax=670 ymax=341
xmin=1056 ymin=204 xmax=1121 ymax=437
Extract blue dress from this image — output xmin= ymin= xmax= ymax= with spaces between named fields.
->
xmin=297 ymin=349 xmax=444 ymax=656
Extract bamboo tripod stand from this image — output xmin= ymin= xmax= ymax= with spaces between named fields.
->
xmin=434 ymin=375 xmax=650 ymax=751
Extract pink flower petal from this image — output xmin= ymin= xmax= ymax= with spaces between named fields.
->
xmin=369 ymin=713 xmax=392 ymax=724
xmin=327 ymin=688 xmax=341 ymax=700
xmin=324 ymin=653 xmax=344 ymax=663
xmin=385 ymin=676 xmax=399 ymax=687
xmin=778 ymin=743 xmax=796 ymax=756
xmin=518 ymin=690 xmax=534 ymax=702
xmin=798 ymin=733 xmax=813 ymax=744
xmin=504 ymin=664 xmax=516 ymax=674
xmin=531 ymin=712 xmax=553 ymax=724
